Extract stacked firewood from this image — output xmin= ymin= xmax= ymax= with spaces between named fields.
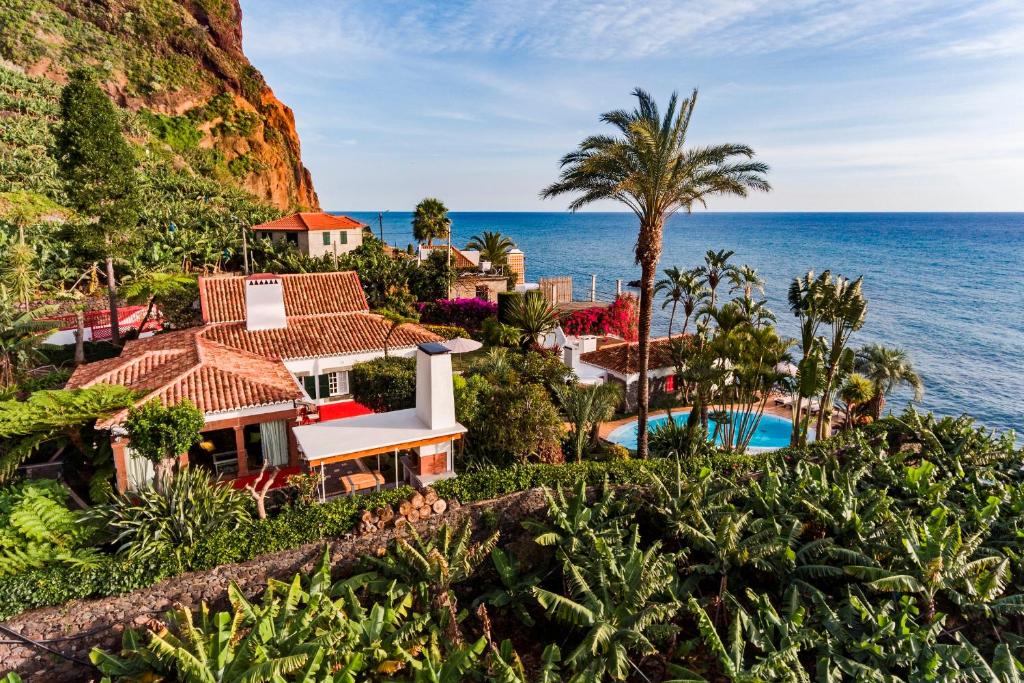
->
xmin=356 ymin=487 xmax=461 ymax=535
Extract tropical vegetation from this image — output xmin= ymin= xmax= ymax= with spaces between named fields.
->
xmin=84 ymin=413 xmax=1024 ymax=681
xmin=542 ymin=88 xmax=770 ymax=458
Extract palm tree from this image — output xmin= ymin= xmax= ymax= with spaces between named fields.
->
xmin=466 ymin=231 xmax=516 ymax=269
xmin=378 ymin=308 xmax=419 ymax=357
xmin=507 ymin=291 xmax=558 ymax=347
xmin=787 ymin=271 xmax=830 ymax=447
xmin=698 ymin=249 xmax=737 ymax=313
xmin=655 ymin=266 xmax=705 ymax=337
xmin=553 ymin=382 xmax=623 ymax=461
xmin=816 ymin=275 xmax=867 ymax=439
xmin=855 ymin=343 xmax=924 ymax=419
xmin=412 ymin=197 xmax=452 ymax=246
xmin=541 ymin=89 xmax=769 ymax=458
xmin=728 ymin=264 xmax=765 ymax=300
xmin=839 ymin=373 xmax=875 ymax=430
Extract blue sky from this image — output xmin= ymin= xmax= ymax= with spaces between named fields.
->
xmin=240 ymin=1 xmax=1024 ymax=212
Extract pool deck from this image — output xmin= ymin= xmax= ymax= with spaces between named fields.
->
xmin=598 ymin=398 xmax=838 ymax=440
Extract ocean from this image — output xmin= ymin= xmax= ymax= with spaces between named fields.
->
xmin=345 ymin=211 xmax=1024 ymax=436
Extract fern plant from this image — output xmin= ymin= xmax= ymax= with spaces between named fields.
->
xmin=0 ymin=478 xmax=101 ymax=576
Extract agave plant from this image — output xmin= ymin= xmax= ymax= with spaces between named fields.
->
xmin=87 ymin=465 xmax=251 ymax=568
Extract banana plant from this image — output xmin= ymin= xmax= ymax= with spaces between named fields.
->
xmin=683 ymin=591 xmax=813 ymax=682
xmin=533 ymin=526 xmax=680 ymax=681
xmin=368 ymin=520 xmax=498 ymax=642
xmin=474 ymin=546 xmax=545 ymax=626
xmin=523 ymin=477 xmax=630 ymax=556
xmin=845 ymin=508 xmax=1012 ymax=624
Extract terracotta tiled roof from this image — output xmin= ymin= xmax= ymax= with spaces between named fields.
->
xmin=67 ymin=328 xmax=302 ymax=427
xmin=579 ymin=337 xmax=676 ymax=376
xmin=201 ymin=313 xmax=442 ymax=360
xmin=198 ymin=272 xmax=369 ymax=323
xmin=252 ymin=212 xmax=367 ymax=232
xmin=423 ymin=245 xmax=476 ymax=269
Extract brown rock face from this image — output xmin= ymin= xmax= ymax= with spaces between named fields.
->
xmin=4 ymin=0 xmax=319 ymax=210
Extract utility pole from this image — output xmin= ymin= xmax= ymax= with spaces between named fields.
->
xmin=591 ymin=274 xmax=596 ymax=302
xmin=446 ymin=223 xmax=452 ymax=299
xmin=616 ymin=279 xmax=622 ymax=296
xmin=377 ymin=211 xmax=385 ymax=241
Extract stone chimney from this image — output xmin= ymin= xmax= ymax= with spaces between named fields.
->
xmin=415 ymin=342 xmax=455 ymax=429
xmin=563 ymin=344 xmax=581 ymax=371
xmin=244 ymin=274 xmax=287 ymax=330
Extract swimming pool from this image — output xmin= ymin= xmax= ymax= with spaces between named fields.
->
xmin=607 ymin=411 xmax=808 ymax=452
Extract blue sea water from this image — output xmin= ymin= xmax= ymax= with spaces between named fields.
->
xmin=344 ymin=211 xmax=1024 ymax=436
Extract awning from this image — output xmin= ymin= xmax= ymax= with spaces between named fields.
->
xmin=293 ymin=408 xmax=467 ymax=465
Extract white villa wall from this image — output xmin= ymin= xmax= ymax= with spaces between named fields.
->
xmin=255 ymin=229 xmax=362 ymax=258
xmin=306 ymin=229 xmax=362 ymax=258
xmin=285 ymin=346 xmax=419 ymax=403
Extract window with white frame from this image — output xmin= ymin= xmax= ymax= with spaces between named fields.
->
xmin=328 ymin=370 xmax=349 ymax=396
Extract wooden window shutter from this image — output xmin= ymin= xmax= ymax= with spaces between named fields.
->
xmin=303 ymin=375 xmax=316 ymax=398
xmin=318 ymin=374 xmax=330 ymax=399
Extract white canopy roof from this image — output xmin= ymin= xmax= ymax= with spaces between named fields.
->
xmin=293 ymin=409 xmax=467 ymax=464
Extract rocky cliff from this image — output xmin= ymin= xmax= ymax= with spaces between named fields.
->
xmin=0 ymin=0 xmax=318 ymax=211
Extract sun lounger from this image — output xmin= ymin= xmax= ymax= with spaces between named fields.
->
xmin=774 ymin=395 xmax=793 ymax=407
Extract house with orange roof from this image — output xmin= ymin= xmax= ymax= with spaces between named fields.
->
xmin=67 ymin=271 xmax=460 ymax=495
xmin=252 ymin=212 xmax=368 ymax=258
xmin=569 ymin=337 xmax=679 ymax=411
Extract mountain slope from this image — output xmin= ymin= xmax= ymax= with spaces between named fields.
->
xmin=0 ymin=0 xmax=318 ymax=211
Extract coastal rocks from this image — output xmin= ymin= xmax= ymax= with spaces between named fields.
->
xmin=1 ymin=0 xmax=319 ymax=211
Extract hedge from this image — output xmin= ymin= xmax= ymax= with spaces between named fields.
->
xmin=350 ymin=357 xmax=416 ymax=412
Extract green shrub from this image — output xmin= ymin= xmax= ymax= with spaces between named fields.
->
xmin=0 ymin=552 xmax=169 ymax=621
xmin=422 ymin=323 xmax=466 ymax=340
xmin=138 ymin=110 xmax=202 ymax=152
xmin=350 ymin=356 xmax=416 ymax=412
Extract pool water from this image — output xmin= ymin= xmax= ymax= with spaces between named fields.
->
xmin=607 ymin=411 xmax=807 ymax=452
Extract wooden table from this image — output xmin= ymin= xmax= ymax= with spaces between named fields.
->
xmin=339 ymin=470 xmax=385 ymax=495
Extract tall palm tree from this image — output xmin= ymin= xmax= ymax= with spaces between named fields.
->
xmin=728 ymin=264 xmax=765 ymax=300
xmin=816 ymin=275 xmax=867 ymax=438
xmin=465 ymin=231 xmax=516 ymax=269
xmin=855 ymin=343 xmax=924 ymax=419
xmin=0 ymin=296 xmax=57 ymax=389
xmin=655 ymin=266 xmax=706 ymax=337
xmin=120 ymin=270 xmax=196 ymax=337
xmin=541 ymin=89 xmax=769 ymax=458
xmin=787 ymin=271 xmax=830 ymax=447
xmin=698 ymin=249 xmax=736 ymax=312
xmin=412 ymin=197 xmax=452 ymax=246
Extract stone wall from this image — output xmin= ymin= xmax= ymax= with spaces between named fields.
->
xmin=0 ymin=489 xmax=551 ymax=681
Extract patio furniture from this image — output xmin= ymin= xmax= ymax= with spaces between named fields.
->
xmin=211 ymin=450 xmax=239 ymax=477
xmin=339 ymin=470 xmax=385 ymax=495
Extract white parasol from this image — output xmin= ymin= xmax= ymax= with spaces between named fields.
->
xmin=442 ymin=337 xmax=483 ymax=354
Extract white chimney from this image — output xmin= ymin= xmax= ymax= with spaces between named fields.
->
xmin=416 ymin=343 xmax=456 ymax=429
xmin=244 ymin=275 xmax=287 ymax=330
xmin=563 ymin=344 xmax=581 ymax=371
